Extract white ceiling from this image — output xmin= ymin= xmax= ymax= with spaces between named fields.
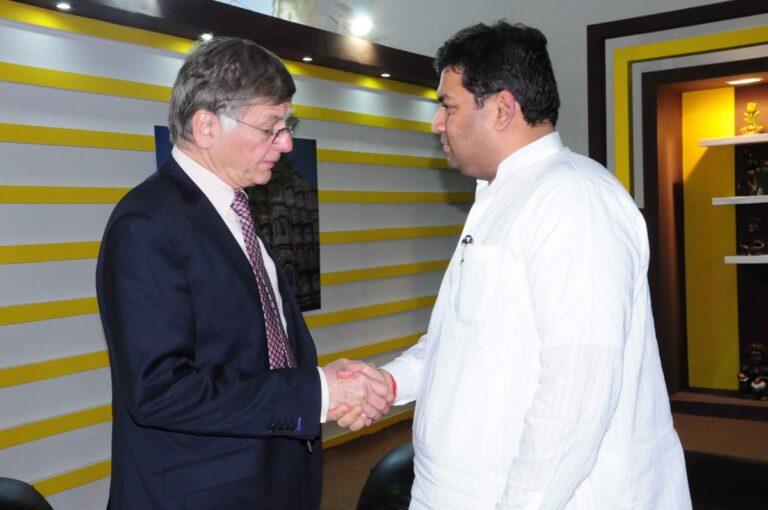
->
xmin=212 ymin=0 xmax=511 ymax=57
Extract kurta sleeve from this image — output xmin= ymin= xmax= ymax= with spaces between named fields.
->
xmin=497 ymin=171 xmax=639 ymax=509
xmin=381 ymin=332 xmax=429 ymax=405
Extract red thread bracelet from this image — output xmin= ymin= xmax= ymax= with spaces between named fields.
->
xmin=386 ymin=371 xmax=397 ymax=399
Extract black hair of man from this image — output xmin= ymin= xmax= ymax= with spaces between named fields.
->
xmin=434 ymin=21 xmax=560 ymax=127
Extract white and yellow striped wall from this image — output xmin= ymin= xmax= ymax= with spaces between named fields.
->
xmin=0 ymin=1 xmax=474 ymax=507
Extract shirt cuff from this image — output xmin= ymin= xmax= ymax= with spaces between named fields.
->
xmin=317 ymin=367 xmax=329 ymax=423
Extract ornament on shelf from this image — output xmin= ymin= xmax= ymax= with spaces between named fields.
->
xmin=737 ymin=342 xmax=768 ymax=400
xmin=740 ymin=101 xmax=763 ymax=135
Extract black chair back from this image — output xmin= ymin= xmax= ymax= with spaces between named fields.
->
xmin=0 ymin=478 xmax=54 ymax=510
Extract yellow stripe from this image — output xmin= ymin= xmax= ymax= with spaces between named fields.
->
xmin=0 ymin=404 xmax=111 ymax=450
xmin=0 ymin=124 xmax=446 ymax=167
xmin=0 ymin=123 xmax=154 ymax=151
xmin=285 ymin=61 xmax=436 ymax=99
xmin=0 ymin=62 xmax=432 ymax=132
xmin=0 ymin=1 xmax=435 ymax=99
xmin=320 ymin=225 xmax=462 ymax=244
xmin=318 ymin=190 xmax=473 ymax=203
xmin=292 ymin=104 xmax=432 ymax=133
xmin=322 ymin=407 xmax=414 ymax=449
xmin=0 ymin=241 xmax=100 ymax=264
xmin=305 ymin=295 xmax=436 ymax=329
xmin=0 ymin=61 xmax=171 ymax=101
xmin=1 ymin=330 xmax=419 ymax=388
xmin=0 ymin=297 xmax=99 ymax=326
xmin=318 ymin=148 xmax=448 ymax=168
xmin=3 ymin=187 xmax=466 ymax=207
xmin=34 ymin=460 xmax=111 ymax=497
xmin=322 ymin=260 xmax=448 ymax=285
xmin=0 ymin=0 xmax=192 ymax=54
xmin=0 ymin=185 xmax=130 ymax=204
xmin=612 ymin=25 xmax=768 ymax=191
xmin=318 ymin=332 xmax=422 ymax=365
xmin=0 ymin=351 xmax=109 ymax=389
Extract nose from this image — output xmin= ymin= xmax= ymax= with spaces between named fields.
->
xmin=431 ymin=108 xmax=445 ymax=134
xmin=273 ymin=131 xmax=293 ymax=153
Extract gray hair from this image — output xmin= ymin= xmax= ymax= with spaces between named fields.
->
xmin=169 ymin=36 xmax=296 ymax=146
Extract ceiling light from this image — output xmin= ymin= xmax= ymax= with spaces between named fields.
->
xmin=380 ymin=73 xmax=391 ymax=78
xmin=302 ymin=56 xmax=313 ymax=63
xmin=56 ymin=2 xmax=71 ymax=10
xmin=726 ymin=77 xmax=762 ymax=86
xmin=200 ymin=33 xmax=213 ymax=41
xmin=349 ymin=14 xmax=372 ymax=37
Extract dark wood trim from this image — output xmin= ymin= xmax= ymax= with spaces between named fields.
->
xmin=586 ymin=0 xmax=768 ymax=166
xmin=671 ymin=397 xmax=768 ymax=421
xmin=12 ymin=0 xmax=437 ymax=88
xmin=640 ymin=57 xmax=768 ymax=400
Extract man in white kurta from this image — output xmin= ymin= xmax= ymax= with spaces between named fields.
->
xmin=378 ymin=22 xmax=691 ymax=510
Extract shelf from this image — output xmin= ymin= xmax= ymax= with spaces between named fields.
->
xmin=699 ymin=133 xmax=768 ymax=146
xmin=712 ymin=195 xmax=768 ymax=205
xmin=724 ymin=255 xmax=768 ymax=264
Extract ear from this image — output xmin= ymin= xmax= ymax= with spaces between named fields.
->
xmin=190 ymin=110 xmax=219 ymax=149
xmin=493 ymin=90 xmax=516 ymax=130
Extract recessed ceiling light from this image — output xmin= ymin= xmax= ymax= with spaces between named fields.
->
xmin=726 ymin=77 xmax=762 ymax=86
xmin=200 ymin=33 xmax=213 ymax=41
xmin=380 ymin=73 xmax=391 ymax=78
xmin=302 ymin=56 xmax=313 ymax=63
xmin=56 ymin=2 xmax=71 ymax=10
xmin=349 ymin=15 xmax=373 ymax=37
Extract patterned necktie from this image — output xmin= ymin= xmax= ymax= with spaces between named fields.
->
xmin=231 ymin=191 xmax=296 ymax=369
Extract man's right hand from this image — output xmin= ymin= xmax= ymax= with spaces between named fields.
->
xmin=322 ymin=358 xmax=392 ymax=431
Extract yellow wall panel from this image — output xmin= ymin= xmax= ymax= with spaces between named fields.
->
xmin=681 ymin=88 xmax=738 ymax=390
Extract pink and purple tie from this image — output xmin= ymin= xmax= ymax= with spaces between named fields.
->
xmin=231 ymin=191 xmax=296 ymax=369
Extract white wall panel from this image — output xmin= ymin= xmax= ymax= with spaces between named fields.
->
xmin=0 ymin=369 xmax=110 ymax=428
xmin=0 ymin=259 xmax=96 ymax=306
xmin=0 ymin=19 xmax=183 ymax=85
xmin=320 ymin=237 xmax=459 ymax=272
xmin=311 ymin=308 xmax=431 ymax=355
xmin=293 ymin=74 xmax=437 ymax=122
xmin=0 ymin=6 xmax=472 ymax=500
xmin=0 ymin=423 xmax=111 ymax=481
xmin=0 ymin=81 xmax=167 ymax=134
xmin=318 ymin=162 xmax=471 ymax=192
xmin=46 ymin=478 xmax=110 ymax=510
xmin=0 ymin=204 xmax=114 ymax=244
xmin=319 ymin=202 xmax=470 ymax=230
xmin=0 ymin=144 xmax=155 ymax=187
xmin=0 ymin=315 xmax=106 ymax=367
xmin=317 ymin=271 xmax=443 ymax=313
xmin=298 ymin=118 xmax=442 ymax=157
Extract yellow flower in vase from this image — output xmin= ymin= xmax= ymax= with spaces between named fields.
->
xmin=741 ymin=101 xmax=763 ymax=135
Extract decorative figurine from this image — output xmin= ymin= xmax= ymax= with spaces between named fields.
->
xmin=740 ymin=101 xmax=763 ymax=135
xmin=737 ymin=149 xmax=768 ymax=196
xmin=737 ymin=342 xmax=768 ymax=400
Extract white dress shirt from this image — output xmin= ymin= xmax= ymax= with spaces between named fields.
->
xmin=382 ymin=133 xmax=691 ymax=509
xmin=172 ymin=147 xmax=329 ymax=421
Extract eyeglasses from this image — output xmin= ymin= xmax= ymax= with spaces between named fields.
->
xmin=222 ymin=115 xmax=298 ymax=143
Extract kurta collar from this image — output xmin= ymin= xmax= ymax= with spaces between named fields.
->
xmin=476 ymin=131 xmax=564 ymax=194
xmin=172 ymin=146 xmax=238 ymax=219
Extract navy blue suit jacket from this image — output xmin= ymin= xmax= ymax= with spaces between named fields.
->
xmin=96 ymin=156 xmax=323 ymax=509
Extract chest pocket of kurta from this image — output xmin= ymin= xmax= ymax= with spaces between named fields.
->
xmin=454 ymin=244 xmax=501 ymax=326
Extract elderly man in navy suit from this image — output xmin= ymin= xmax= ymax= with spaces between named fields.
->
xmin=96 ymin=37 xmax=392 ymax=509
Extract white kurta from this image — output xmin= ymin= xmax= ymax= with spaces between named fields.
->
xmin=383 ymin=133 xmax=691 ymax=510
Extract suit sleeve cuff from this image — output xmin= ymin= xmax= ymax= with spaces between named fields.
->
xmin=317 ymin=367 xmax=329 ymax=423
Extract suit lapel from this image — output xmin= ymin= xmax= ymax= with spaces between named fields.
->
xmin=160 ymin=158 xmax=261 ymax=305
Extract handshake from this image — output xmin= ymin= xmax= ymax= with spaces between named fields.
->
xmin=322 ymin=358 xmax=395 ymax=432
